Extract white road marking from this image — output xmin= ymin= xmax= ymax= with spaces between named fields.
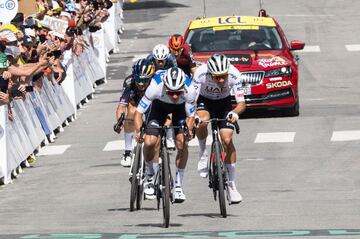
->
xmin=38 ymin=145 xmax=71 ymax=156
xmin=187 ymin=135 xmax=212 ymax=146
xmin=301 ymin=45 xmax=321 ymax=53
xmin=345 ymin=44 xmax=360 ymax=52
xmin=331 ymin=131 xmax=360 ymax=142
xmin=103 ymin=140 xmax=135 ymax=151
xmin=244 ymin=158 xmax=265 ymax=161
xmin=103 ymin=136 xmax=212 ymax=151
xmin=255 ymin=132 xmax=296 ymax=143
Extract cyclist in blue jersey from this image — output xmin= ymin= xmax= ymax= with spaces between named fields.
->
xmin=134 ymin=67 xmax=196 ymax=203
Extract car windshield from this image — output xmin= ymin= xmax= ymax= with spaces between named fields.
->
xmin=186 ymin=26 xmax=284 ymax=52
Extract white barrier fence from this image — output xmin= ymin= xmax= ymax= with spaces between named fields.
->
xmin=0 ymin=1 xmax=124 ymax=185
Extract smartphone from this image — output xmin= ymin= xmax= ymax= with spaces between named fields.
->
xmin=25 ymin=86 xmax=34 ymax=92
xmin=53 ymin=50 xmax=62 ymax=59
xmin=0 ymin=76 xmax=8 ymax=93
xmin=39 ymin=34 xmax=47 ymax=43
xmin=9 ymin=84 xmax=23 ymax=98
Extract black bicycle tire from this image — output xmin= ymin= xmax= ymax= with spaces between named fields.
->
xmin=214 ymin=141 xmax=227 ymax=218
xmin=130 ymin=143 xmax=141 ymax=211
xmin=136 ymin=144 xmax=144 ymax=210
xmin=161 ymin=148 xmax=171 ymax=228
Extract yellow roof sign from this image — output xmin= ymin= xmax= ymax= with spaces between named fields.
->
xmin=189 ymin=16 xmax=276 ymax=29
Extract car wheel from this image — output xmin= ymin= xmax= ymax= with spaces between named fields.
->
xmin=282 ymin=100 xmax=299 ymax=117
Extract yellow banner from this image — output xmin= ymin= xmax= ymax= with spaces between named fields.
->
xmin=189 ymin=16 xmax=276 ymax=29
xmin=213 ymin=25 xmax=259 ymax=31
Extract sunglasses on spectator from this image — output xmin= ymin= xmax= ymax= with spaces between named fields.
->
xmin=166 ymin=90 xmax=184 ymax=97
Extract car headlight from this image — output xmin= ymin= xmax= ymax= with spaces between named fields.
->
xmin=264 ymin=66 xmax=292 ymax=78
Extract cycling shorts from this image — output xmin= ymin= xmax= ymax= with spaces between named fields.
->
xmin=196 ymin=95 xmax=235 ymax=130
xmin=145 ymin=99 xmax=186 ymax=136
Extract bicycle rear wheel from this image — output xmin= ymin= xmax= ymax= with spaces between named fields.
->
xmin=130 ymin=143 xmax=141 ymax=211
xmin=161 ymin=148 xmax=171 ymax=227
xmin=214 ymin=141 xmax=227 ymax=218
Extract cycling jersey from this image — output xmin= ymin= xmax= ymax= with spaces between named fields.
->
xmin=193 ymin=64 xmax=245 ymax=102
xmin=174 ymin=43 xmax=196 ymax=77
xmin=119 ymin=75 xmax=146 ymax=106
xmin=146 ymin=54 xmax=178 ymax=71
xmin=136 ymin=70 xmax=197 ymax=117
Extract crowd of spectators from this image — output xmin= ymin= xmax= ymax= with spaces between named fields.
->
xmin=0 ymin=0 xmax=114 ymax=107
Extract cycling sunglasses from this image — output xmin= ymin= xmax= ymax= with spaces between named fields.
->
xmin=166 ymin=90 xmax=184 ymax=97
xmin=170 ymin=48 xmax=183 ymax=55
xmin=211 ymin=73 xmax=229 ymax=80
xmin=134 ymin=76 xmax=151 ymax=84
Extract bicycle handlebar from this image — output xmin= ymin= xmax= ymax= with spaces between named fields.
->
xmin=196 ymin=117 xmax=240 ymax=134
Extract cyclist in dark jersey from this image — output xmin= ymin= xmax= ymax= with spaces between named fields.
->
xmin=115 ymin=58 xmax=155 ymax=167
xmin=168 ymin=34 xmax=197 ymax=77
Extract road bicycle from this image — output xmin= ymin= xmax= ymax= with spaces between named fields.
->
xmin=198 ymin=117 xmax=239 ymax=218
xmin=129 ymin=126 xmax=145 ymax=211
xmin=150 ymin=123 xmax=188 ymax=227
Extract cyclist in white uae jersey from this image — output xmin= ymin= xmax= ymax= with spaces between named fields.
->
xmin=134 ymin=67 xmax=196 ymax=202
xmin=193 ymin=54 xmax=246 ymax=204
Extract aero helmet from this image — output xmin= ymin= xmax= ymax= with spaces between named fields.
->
xmin=152 ymin=44 xmax=170 ymax=60
xmin=132 ymin=58 xmax=155 ymax=83
xmin=169 ymin=34 xmax=185 ymax=50
xmin=164 ymin=67 xmax=186 ymax=91
xmin=207 ymin=54 xmax=230 ymax=75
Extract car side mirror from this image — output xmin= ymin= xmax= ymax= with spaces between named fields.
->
xmin=290 ymin=40 xmax=305 ymax=51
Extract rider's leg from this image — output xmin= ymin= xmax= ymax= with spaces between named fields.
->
xmin=175 ymin=132 xmax=187 ymax=187
xmin=165 ymin=114 xmax=175 ymax=150
xmin=124 ymin=103 xmax=136 ymax=152
xmin=143 ymin=134 xmax=160 ymax=199
xmin=143 ymin=134 xmax=160 ymax=175
xmin=196 ymin=110 xmax=210 ymax=158
xmin=220 ymin=128 xmax=242 ymax=203
xmin=196 ymin=110 xmax=210 ymax=178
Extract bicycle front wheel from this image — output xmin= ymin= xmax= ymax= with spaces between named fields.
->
xmin=214 ymin=141 xmax=227 ymax=218
xmin=161 ymin=148 xmax=171 ymax=228
xmin=130 ymin=143 xmax=141 ymax=211
xmin=136 ymin=151 xmax=145 ymax=210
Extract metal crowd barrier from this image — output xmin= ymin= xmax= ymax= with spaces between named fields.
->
xmin=0 ymin=1 xmax=125 ymax=185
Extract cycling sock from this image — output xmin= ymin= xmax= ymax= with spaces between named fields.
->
xmin=198 ymin=138 xmax=208 ymax=157
xmin=145 ymin=161 xmax=154 ymax=176
xmin=166 ymin=128 xmax=174 ymax=141
xmin=152 ymin=160 xmax=159 ymax=176
xmin=124 ymin=132 xmax=134 ymax=151
xmin=226 ymin=163 xmax=236 ymax=183
xmin=175 ymin=168 xmax=185 ymax=187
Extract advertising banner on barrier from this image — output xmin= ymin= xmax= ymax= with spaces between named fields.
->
xmin=0 ymin=105 xmax=8 ymax=183
xmin=0 ymin=0 xmax=19 ymax=24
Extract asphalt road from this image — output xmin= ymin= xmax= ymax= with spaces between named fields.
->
xmin=1 ymin=0 xmax=360 ymax=238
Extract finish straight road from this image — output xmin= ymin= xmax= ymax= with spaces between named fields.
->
xmin=1 ymin=0 xmax=360 ymax=238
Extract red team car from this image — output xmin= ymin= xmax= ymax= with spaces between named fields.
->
xmin=184 ymin=10 xmax=305 ymax=116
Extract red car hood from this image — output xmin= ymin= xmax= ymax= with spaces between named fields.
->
xmin=193 ymin=50 xmax=292 ymax=71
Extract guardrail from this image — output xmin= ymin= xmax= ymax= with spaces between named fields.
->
xmin=0 ymin=1 xmax=125 ymax=185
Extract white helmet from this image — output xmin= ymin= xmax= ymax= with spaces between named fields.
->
xmin=152 ymin=44 xmax=170 ymax=60
xmin=207 ymin=54 xmax=230 ymax=75
xmin=164 ymin=67 xmax=186 ymax=91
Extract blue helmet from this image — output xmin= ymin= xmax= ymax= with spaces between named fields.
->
xmin=132 ymin=58 xmax=155 ymax=84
